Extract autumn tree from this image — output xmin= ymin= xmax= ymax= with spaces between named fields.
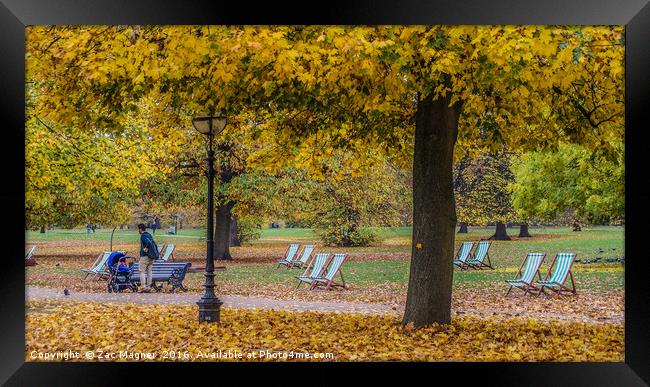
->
xmin=26 ymin=25 xmax=624 ymax=327
xmin=454 ymin=151 xmax=516 ymax=240
xmin=509 ymin=142 xmax=624 ymax=227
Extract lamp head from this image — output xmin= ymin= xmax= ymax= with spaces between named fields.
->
xmin=192 ymin=114 xmax=227 ymax=136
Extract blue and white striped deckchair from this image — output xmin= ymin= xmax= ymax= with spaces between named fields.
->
xmin=452 ymin=242 xmax=474 ymax=269
xmin=287 ymin=245 xmax=315 ymax=269
xmin=311 ymin=253 xmax=348 ymax=290
xmin=505 ymin=253 xmax=546 ymax=296
xmin=82 ymin=251 xmax=126 ymax=280
xmin=295 ymin=253 xmax=330 ymax=289
xmin=464 ymin=240 xmax=493 ymax=270
xmin=158 ymin=243 xmax=175 ymax=262
xmin=537 ymin=253 xmax=577 ymax=296
xmin=276 ymin=243 xmax=301 ymax=269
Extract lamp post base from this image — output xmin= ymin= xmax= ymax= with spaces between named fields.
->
xmin=197 ymin=297 xmax=223 ymax=323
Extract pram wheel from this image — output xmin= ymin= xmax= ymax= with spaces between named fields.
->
xmin=107 ymin=283 xmax=113 ymax=293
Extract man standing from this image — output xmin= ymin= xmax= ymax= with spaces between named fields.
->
xmin=137 ymin=223 xmax=159 ymax=293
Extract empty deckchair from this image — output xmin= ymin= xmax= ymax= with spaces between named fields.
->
xmin=537 ymin=253 xmax=577 ymax=296
xmin=276 ymin=243 xmax=301 ymax=269
xmin=464 ymin=240 xmax=493 ymax=270
xmin=83 ymin=251 xmax=126 ymax=280
xmin=505 ymin=253 xmax=546 ymax=296
xmin=452 ymin=242 xmax=474 ymax=269
xmin=287 ymin=245 xmax=315 ymax=269
xmin=157 ymin=243 xmax=166 ymax=257
xmin=295 ymin=253 xmax=330 ymax=289
xmin=157 ymin=243 xmax=175 ymax=262
xmin=311 ymin=253 xmax=348 ymax=290
xmin=25 ymin=245 xmax=37 ymax=266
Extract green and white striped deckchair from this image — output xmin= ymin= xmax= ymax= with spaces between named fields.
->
xmin=295 ymin=253 xmax=330 ymax=289
xmin=158 ymin=243 xmax=175 ymax=262
xmin=505 ymin=253 xmax=546 ymax=296
xmin=537 ymin=253 xmax=577 ymax=296
xmin=464 ymin=240 xmax=493 ymax=270
xmin=276 ymin=243 xmax=301 ymax=269
xmin=82 ymin=251 xmax=126 ymax=280
xmin=311 ymin=253 xmax=348 ymax=290
xmin=452 ymin=242 xmax=474 ymax=269
xmin=287 ymin=245 xmax=315 ymax=269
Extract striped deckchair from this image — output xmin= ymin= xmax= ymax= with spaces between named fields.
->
xmin=295 ymin=253 xmax=330 ymax=289
xmin=287 ymin=245 xmax=315 ymax=269
xmin=452 ymin=242 xmax=474 ymax=269
xmin=505 ymin=253 xmax=546 ymax=296
xmin=83 ymin=251 xmax=126 ymax=280
xmin=276 ymin=243 xmax=301 ymax=269
xmin=464 ymin=240 xmax=493 ymax=270
xmin=25 ymin=245 xmax=36 ymax=260
xmin=537 ymin=253 xmax=577 ymax=296
xmin=25 ymin=245 xmax=37 ymax=266
xmin=311 ymin=253 xmax=348 ymax=290
xmin=158 ymin=243 xmax=175 ymax=262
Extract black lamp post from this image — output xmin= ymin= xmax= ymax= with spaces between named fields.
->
xmin=192 ymin=114 xmax=227 ymax=323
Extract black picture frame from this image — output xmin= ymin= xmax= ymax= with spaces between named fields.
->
xmin=2 ymin=0 xmax=648 ymax=385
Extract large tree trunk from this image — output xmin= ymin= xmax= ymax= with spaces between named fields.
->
xmin=489 ymin=222 xmax=511 ymax=240
xmin=40 ymin=225 xmax=46 ymax=234
xmin=214 ymin=200 xmax=234 ymax=260
xmin=518 ymin=223 xmax=532 ymax=237
xmin=229 ymin=215 xmax=241 ymax=247
xmin=403 ymin=92 xmax=460 ymax=328
xmin=457 ymin=222 xmax=468 ymax=233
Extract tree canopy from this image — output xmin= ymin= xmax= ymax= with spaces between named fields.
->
xmin=26 ymin=25 xmax=624 ymax=327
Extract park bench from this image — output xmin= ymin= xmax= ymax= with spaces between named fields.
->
xmin=129 ymin=261 xmax=192 ymax=292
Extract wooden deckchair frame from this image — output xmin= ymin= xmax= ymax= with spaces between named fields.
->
xmin=464 ymin=240 xmax=494 ymax=270
xmin=276 ymin=243 xmax=301 ymax=269
xmin=310 ymin=253 xmax=348 ymax=290
xmin=537 ymin=253 xmax=577 ymax=296
xmin=158 ymin=243 xmax=175 ymax=262
xmin=287 ymin=245 xmax=315 ymax=269
xmin=505 ymin=253 xmax=546 ymax=296
xmin=452 ymin=242 xmax=474 ymax=269
xmin=83 ymin=251 xmax=126 ymax=280
xmin=25 ymin=245 xmax=37 ymax=266
xmin=295 ymin=253 xmax=330 ymax=289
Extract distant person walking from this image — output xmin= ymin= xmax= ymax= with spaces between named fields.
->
xmin=137 ymin=223 xmax=159 ymax=293
xmin=151 ymin=221 xmax=157 ymax=235
xmin=86 ymin=224 xmax=91 ymax=236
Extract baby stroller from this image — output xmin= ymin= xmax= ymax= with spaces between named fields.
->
xmin=106 ymin=251 xmax=137 ymax=293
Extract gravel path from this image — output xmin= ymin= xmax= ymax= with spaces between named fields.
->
xmin=26 ymin=286 xmax=401 ymax=315
xmin=26 ymin=286 xmax=623 ymax=324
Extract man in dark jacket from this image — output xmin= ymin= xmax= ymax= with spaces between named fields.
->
xmin=137 ymin=223 xmax=159 ymax=293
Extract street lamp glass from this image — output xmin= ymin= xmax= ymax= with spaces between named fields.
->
xmin=192 ymin=116 xmax=227 ymax=136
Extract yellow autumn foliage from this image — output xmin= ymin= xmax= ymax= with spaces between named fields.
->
xmin=26 ymin=301 xmax=623 ymax=362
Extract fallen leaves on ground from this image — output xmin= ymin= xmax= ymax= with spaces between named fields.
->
xmin=26 ymin=301 xmax=623 ymax=362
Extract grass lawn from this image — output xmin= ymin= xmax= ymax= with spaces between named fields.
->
xmin=26 ymin=226 xmax=624 ymax=299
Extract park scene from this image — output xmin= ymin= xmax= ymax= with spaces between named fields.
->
xmin=25 ymin=25 xmax=624 ymax=362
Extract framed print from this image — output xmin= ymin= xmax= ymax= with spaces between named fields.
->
xmin=2 ymin=0 xmax=649 ymax=385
